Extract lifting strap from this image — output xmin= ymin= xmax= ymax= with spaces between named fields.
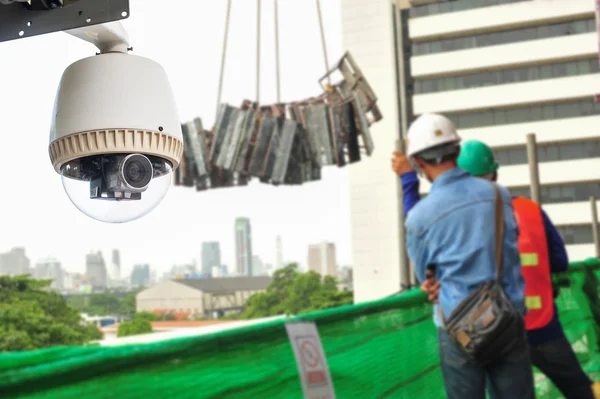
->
xmin=216 ymin=0 xmax=233 ymax=118
xmin=274 ymin=0 xmax=281 ymax=103
xmin=256 ymin=0 xmax=262 ymax=104
xmin=316 ymin=0 xmax=331 ymax=88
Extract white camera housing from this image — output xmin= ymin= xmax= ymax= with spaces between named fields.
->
xmin=49 ymin=48 xmax=183 ymax=223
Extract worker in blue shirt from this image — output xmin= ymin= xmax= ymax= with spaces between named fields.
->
xmin=396 ymin=113 xmax=534 ymax=399
xmin=393 ymin=138 xmax=599 ymax=399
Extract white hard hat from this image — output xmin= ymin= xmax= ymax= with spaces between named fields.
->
xmin=406 ymin=113 xmax=461 ymax=157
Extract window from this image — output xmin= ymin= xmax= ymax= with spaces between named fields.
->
xmin=412 ymin=18 xmax=596 ymax=56
xmin=556 ymin=225 xmax=595 ymax=245
xmin=444 ymin=99 xmax=600 ymax=130
xmin=409 ymin=0 xmax=529 ymax=19
xmin=413 ymin=58 xmax=600 ymax=94
xmin=509 ymin=182 xmax=600 ymax=205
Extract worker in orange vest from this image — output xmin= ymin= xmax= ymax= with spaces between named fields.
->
xmin=392 ymin=139 xmax=600 ymax=399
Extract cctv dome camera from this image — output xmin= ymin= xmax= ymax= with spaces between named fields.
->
xmin=49 ymin=52 xmax=183 ymax=223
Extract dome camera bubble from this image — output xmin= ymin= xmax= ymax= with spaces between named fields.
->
xmin=60 ymin=153 xmax=173 ymax=223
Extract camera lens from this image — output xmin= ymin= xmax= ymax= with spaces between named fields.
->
xmin=121 ymin=154 xmax=153 ymax=189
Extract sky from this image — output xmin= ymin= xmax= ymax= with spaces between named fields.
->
xmin=0 ymin=0 xmax=352 ymax=277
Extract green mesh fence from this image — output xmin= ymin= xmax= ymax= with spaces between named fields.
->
xmin=0 ymin=258 xmax=599 ymax=399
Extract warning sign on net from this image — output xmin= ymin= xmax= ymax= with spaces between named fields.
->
xmin=286 ymin=322 xmax=336 ymax=399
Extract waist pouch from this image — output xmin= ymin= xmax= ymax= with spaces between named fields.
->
xmin=443 ymin=280 xmax=524 ymax=366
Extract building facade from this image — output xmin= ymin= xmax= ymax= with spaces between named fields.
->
xmin=251 ymin=256 xmax=266 ymax=276
xmin=131 ymin=264 xmax=151 ymax=288
xmin=34 ymin=258 xmax=63 ymax=290
xmin=341 ymin=0 xmax=600 ymax=302
xmin=136 ymin=276 xmax=272 ymax=318
xmin=0 ymin=247 xmax=31 ymax=276
xmin=201 ymin=242 xmax=221 ymax=276
xmin=86 ymin=251 xmax=108 ymax=291
xmin=307 ymin=242 xmax=337 ymax=277
xmin=111 ymin=249 xmax=121 ymax=281
xmin=275 ymin=235 xmax=283 ymax=270
xmin=235 ymin=217 xmax=253 ymax=276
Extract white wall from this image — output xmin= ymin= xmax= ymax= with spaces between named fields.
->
xmin=411 ymin=33 xmax=597 ymax=77
xmin=408 ymin=0 xmax=594 ymax=40
xmin=413 ymin=74 xmax=600 ymax=114
xmin=458 ymin=115 xmax=600 ymax=148
xmin=342 ymin=0 xmax=403 ymax=303
xmin=543 ymin=201 xmax=600 ymax=226
xmin=567 ymin=244 xmax=597 ymax=261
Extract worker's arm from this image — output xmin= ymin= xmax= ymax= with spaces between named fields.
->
xmin=401 ymin=171 xmax=421 ymax=217
xmin=540 ymin=208 xmax=569 ymax=273
xmin=392 ymin=151 xmax=422 ymax=216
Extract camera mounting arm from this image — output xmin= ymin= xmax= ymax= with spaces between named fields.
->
xmin=66 ymin=20 xmax=130 ymax=54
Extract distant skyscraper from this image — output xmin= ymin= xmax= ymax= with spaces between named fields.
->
xmin=34 ymin=258 xmax=63 ymax=290
xmin=111 ymin=249 xmax=121 ymax=280
xmin=0 ymin=247 xmax=31 ymax=276
xmin=276 ymin=235 xmax=283 ymax=270
xmin=201 ymin=242 xmax=221 ymax=276
xmin=307 ymin=242 xmax=337 ymax=277
xmin=220 ymin=264 xmax=228 ymax=277
xmin=86 ymin=251 xmax=108 ymax=290
xmin=235 ymin=217 xmax=253 ymax=276
xmin=131 ymin=264 xmax=151 ymax=287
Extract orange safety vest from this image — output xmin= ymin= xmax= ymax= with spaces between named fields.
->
xmin=512 ymin=197 xmax=555 ymax=330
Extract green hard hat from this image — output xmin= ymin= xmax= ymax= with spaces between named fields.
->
xmin=457 ymin=140 xmax=499 ymax=176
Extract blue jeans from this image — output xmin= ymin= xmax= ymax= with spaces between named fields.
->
xmin=438 ymin=328 xmax=535 ymax=399
xmin=530 ymin=336 xmax=594 ymax=399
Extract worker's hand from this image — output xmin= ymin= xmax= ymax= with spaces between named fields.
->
xmin=420 ymin=270 xmax=440 ymax=304
xmin=391 ymin=151 xmax=414 ymax=176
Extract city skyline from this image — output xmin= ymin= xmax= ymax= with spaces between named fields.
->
xmin=0 ymin=0 xmax=352 ymax=279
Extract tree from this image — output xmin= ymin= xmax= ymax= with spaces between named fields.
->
xmin=0 ymin=275 xmax=103 ymax=351
xmin=118 ymin=292 xmax=137 ymax=319
xmin=241 ymin=263 xmax=354 ymax=319
xmin=117 ymin=318 xmax=153 ymax=337
xmin=134 ymin=311 xmax=161 ymax=322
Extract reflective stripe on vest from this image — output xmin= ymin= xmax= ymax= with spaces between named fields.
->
xmin=512 ymin=197 xmax=554 ymax=330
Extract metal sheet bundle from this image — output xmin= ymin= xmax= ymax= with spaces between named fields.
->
xmin=174 ymin=51 xmax=383 ymax=190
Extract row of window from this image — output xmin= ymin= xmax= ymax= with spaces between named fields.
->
xmin=412 ymin=18 xmax=595 ymax=56
xmin=493 ymin=139 xmax=600 ymax=166
xmin=409 ymin=0 xmax=527 ymax=19
xmin=447 ymin=99 xmax=600 ymax=130
xmin=414 ymin=58 xmax=599 ymax=94
xmin=510 ymin=182 xmax=600 ymax=205
xmin=555 ymin=225 xmax=595 ymax=245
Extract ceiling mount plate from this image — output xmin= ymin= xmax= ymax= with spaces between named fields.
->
xmin=0 ymin=0 xmax=129 ymax=43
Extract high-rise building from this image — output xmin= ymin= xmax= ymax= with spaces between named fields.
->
xmin=275 ymin=235 xmax=283 ymax=270
xmin=111 ymin=249 xmax=121 ymax=281
xmin=34 ymin=258 xmax=63 ymax=290
xmin=235 ymin=217 xmax=253 ymax=276
xmin=86 ymin=251 xmax=108 ymax=290
xmin=131 ymin=264 xmax=151 ymax=287
xmin=201 ymin=242 xmax=221 ymax=276
xmin=341 ymin=0 xmax=600 ymax=302
xmin=0 ymin=247 xmax=31 ymax=276
xmin=307 ymin=242 xmax=337 ymax=277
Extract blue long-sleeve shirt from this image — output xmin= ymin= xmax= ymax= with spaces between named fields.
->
xmin=405 ymin=168 xmax=526 ymax=328
xmin=401 ymin=170 xmax=568 ymax=345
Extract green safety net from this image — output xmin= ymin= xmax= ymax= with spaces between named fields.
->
xmin=0 ymin=258 xmax=599 ymax=399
